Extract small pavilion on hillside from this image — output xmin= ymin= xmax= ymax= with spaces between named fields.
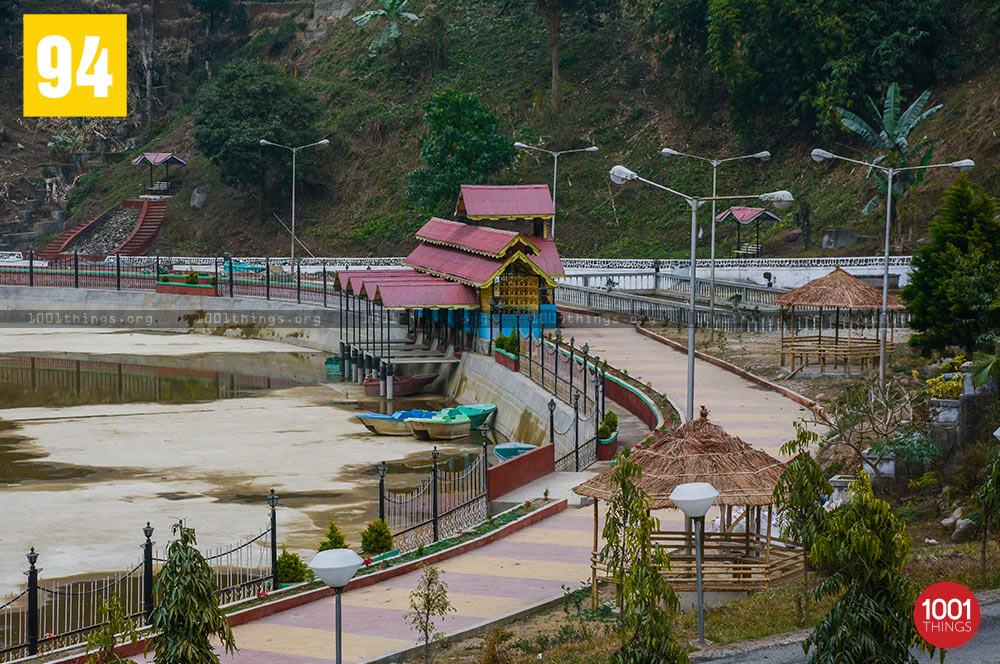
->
xmin=131 ymin=152 xmax=187 ymax=196
xmin=775 ymin=267 xmax=905 ymax=376
xmin=715 ymin=207 xmax=782 ymax=258
xmin=574 ymin=407 xmax=804 ymax=607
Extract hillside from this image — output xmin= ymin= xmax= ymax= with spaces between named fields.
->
xmin=2 ymin=0 xmax=1000 ymax=259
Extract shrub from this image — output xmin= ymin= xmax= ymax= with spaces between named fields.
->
xmin=360 ymin=519 xmax=393 ymax=555
xmin=184 ymin=271 xmax=200 ymax=285
xmin=275 ymin=548 xmax=309 ymax=583
xmin=318 ymin=519 xmax=348 ymax=551
xmin=494 ymin=332 xmax=519 ymax=356
xmin=926 ymin=374 xmax=963 ymax=399
xmin=479 ymin=626 xmax=515 ymax=664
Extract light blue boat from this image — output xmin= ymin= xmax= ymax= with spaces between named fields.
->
xmin=494 ymin=442 xmax=538 ymax=462
xmin=356 ymin=409 xmax=437 ymax=436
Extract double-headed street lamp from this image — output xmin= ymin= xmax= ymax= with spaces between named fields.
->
xmin=259 ymin=138 xmax=330 ymax=263
xmin=610 ymin=165 xmax=793 ymax=421
xmin=514 ymin=142 xmax=598 ymax=238
xmin=810 ymin=149 xmax=974 ymax=388
xmin=661 ymin=148 xmax=771 ymax=340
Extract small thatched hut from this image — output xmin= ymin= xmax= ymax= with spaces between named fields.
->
xmin=774 ymin=267 xmax=904 ymax=375
xmin=574 ymin=407 xmax=804 ymax=604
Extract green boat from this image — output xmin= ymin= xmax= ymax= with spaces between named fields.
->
xmin=443 ymin=404 xmax=496 ymax=429
xmin=406 ymin=410 xmax=471 ymax=440
xmin=494 ymin=442 xmax=537 ymax=462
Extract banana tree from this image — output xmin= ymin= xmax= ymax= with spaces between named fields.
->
xmin=353 ymin=0 xmax=419 ymax=60
xmin=837 ymin=82 xmax=942 ymax=239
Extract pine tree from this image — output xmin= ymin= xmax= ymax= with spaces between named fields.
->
xmin=318 ymin=519 xmax=348 ymax=551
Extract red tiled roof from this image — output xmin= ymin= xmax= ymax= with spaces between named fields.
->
xmin=714 ymin=207 xmax=781 ymax=224
xmin=376 ymin=282 xmax=479 ymax=309
xmin=404 ymin=243 xmax=506 ymax=286
xmin=525 ymin=237 xmax=565 ymax=277
xmin=459 ymin=185 xmax=554 ymax=219
xmin=334 ymin=269 xmax=420 ymax=291
xmin=131 ymin=152 xmax=187 ymax=166
xmin=415 ymin=218 xmax=536 ymax=257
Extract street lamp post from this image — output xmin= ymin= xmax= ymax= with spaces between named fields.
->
xmin=309 ymin=549 xmax=365 ymax=664
xmin=670 ymin=482 xmax=719 ymax=645
xmin=259 ymin=138 xmax=330 ymax=263
xmin=810 ymin=149 xmax=974 ymax=388
xmin=609 ymin=165 xmax=793 ymax=421
xmin=267 ymin=489 xmax=280 ymax=591
xmin=514 ymin=142 xmax=598 ymax=238
xmin=661 ymin=148 xmax=771 ymax=341
xmin=548 ymin=397 xmax=556 ymax=446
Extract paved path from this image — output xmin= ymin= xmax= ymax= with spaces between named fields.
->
xmin=697 ymin=601 xmax=1000 ymax=663
xmin=570 ymin=326 xmax=811 ymax=457
xmin=131 ymin=506 xmax=602 ymax=663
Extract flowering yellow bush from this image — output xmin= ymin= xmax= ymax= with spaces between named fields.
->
xmin=926 ymin=374 xmax=963 ymax=399
xmin=939 ymin=354 xmax=967 ymax=373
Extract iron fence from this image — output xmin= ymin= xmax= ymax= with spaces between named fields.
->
xmin=0 ymin=519 xmax=274 ymax=662
xmin=379 ymin=449 xmax=488 ymax=553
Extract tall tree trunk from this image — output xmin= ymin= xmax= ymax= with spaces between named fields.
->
xmin=138 ymin=0 xmax=156 ymax=133
xmin=983 ymin=510 xmax=989 ymax=585
xmin=547 ymin=9 xmax=559 ymax=112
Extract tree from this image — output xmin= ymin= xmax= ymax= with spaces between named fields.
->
xmin=811 ymin=380 xmax=940 ymax=484
xmin=805 ymin=474 xmax=937 ymax=663
xmin=599 ymin=450 xmax=689 ymax=664
xmin=904 ymin=177 xmax=1000 ymax=353
xmin=404 ymin=565 xmax=454 ymax=664
xmin=532 ymin=0 xmax=618 ymax=111
xmin=318 ymin=519 xmax=348 ymax=551
xmin=352 ymin=0 xmax=419 ymax=60
xmin=772 ymin=422 xmax=831 ymax=625
xmin=85 ymin=595 xmax=139 ymax=664
xmin=193 ymin=59 xmax=321 ymax=193
xmin=705 ymin=0 xmax=948 ymax=135
xmin=360 ymin=519 xmax=393 ymax=555
xmin=189 ymin=0 xmax=231 ymax=36
xmin=405 ymin=90 xmax=515 ymax=210
xmin=145 ymin=522 xmax=236 ymax=664
xmin=974 ymin=451 xmax=1000 ymax=584
xmin=836 ymin=82 xmax=943 ymax=240
xmin=137 ymin=0 xmax=157 ymax=133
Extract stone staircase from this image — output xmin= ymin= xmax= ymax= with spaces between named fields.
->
xmin=38 ymin=199 xmax=167 ymax=259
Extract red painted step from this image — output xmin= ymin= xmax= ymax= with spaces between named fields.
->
xmin=117 ymin=200 xmax=167 ymax=256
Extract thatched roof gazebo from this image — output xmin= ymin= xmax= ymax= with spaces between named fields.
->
xmin=774 ymin=267 xmax=904 ymax=375
xmin=574 ymin=407 xmax=805 ymax=606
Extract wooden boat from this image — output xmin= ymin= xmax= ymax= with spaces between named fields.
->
xmin=356 ymin=409 xmax=437 ymax=435
xmin=406 ymin=410 xmax=471 ymax=441
xmin=362 ymin=373 xmax=437 ymax=397
xmin=494 ymin=442 xmax=538 ymax=462
xmin=451 ymin=404 xmax=496 ymax=429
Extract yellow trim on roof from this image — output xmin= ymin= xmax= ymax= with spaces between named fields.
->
xmin=403 ymin=250 xmax=558 ymax=289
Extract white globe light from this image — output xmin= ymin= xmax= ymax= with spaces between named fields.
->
xmin=309 ymin=549 xmax=364 ymax=589
xmin=670 ymin=482 xmax=719 ymax=518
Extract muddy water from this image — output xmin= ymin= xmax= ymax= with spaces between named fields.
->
xmin=0 ymin=347 xmax=485 ymax=595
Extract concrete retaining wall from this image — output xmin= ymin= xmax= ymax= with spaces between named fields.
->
xmin=486 ymin=444 xmax=555 ymax=501
xmin=446 ymin=353 xmax=594 ymax=456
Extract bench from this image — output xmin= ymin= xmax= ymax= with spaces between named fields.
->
xmin=147 ymin=181 xmax=172 ymax=195
xmin=733 ymin=243 xmax=761 ymax=258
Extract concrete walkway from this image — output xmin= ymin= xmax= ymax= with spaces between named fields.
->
xmin=571 ymin=326 xmax=811 ymax=457
xmin=129 ymin=506 xmax=601 ymax=664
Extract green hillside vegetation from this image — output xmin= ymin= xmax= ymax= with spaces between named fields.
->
xmin=5 ymin=0 xmax=1000 ymax=258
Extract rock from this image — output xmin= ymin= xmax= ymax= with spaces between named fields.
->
xmin=16 ymin=142 xmax=24 ymax=149
xmin=941 ymin=506 xmax=963 ymax=530
xmin=190 ymin=183 xmax=212 ymax=209
xmin=924 ymin=538 xmax=938 ymax=545
xmin=952 ymin=518 xmax=978 ymax=543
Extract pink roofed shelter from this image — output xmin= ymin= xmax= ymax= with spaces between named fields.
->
xmin=714 ymin=206 xmax=781 ymax=258
xmin=131 ymin=152 xmax=187 ymax=195
xmin=456 ymin=184 xmax=555 ymax=239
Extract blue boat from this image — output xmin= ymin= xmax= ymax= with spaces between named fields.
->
xmin=356 ymin=409 xmax=437 ymax=436
xmin=494 ymin=442 xmax=538 ymax=462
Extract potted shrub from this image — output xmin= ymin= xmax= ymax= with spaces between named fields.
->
xmin=597 ymin=410 xmax=619 ymax=460
xmin=493 ymin=332 xmax=520 ymax=371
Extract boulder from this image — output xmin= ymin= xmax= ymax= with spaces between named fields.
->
xmin=190 ymin=183 xmax=212 ymax=209
xmin=941 ymin=506 xmax=963 ymax=530
xmin=952 ymin=518 xmax=978 ymax=543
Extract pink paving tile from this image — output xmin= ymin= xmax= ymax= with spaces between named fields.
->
xmin=260 ymin=603 xmax=483 ymax=640
xmin=382 ymin=571 xmax=575 ymax=599
xmin=461 ymin=539 xmax=592 ymax=563
xmin=131 ymin=650 xmax=334 ymax=663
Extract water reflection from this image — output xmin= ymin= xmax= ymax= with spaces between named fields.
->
xmin=0 ymin=355 xmax=302 ymax=408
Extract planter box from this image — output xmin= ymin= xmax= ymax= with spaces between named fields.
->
xmin=494 ymin=348 xmax=519 ymax=372
xmin=155 ymin=281 xmax=217 ymax=296
xmin=597 ymin=429 xmax=619 ymax=460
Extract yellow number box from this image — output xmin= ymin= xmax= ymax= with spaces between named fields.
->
xmin=23 ymin=14 xmax=127 ymax=117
